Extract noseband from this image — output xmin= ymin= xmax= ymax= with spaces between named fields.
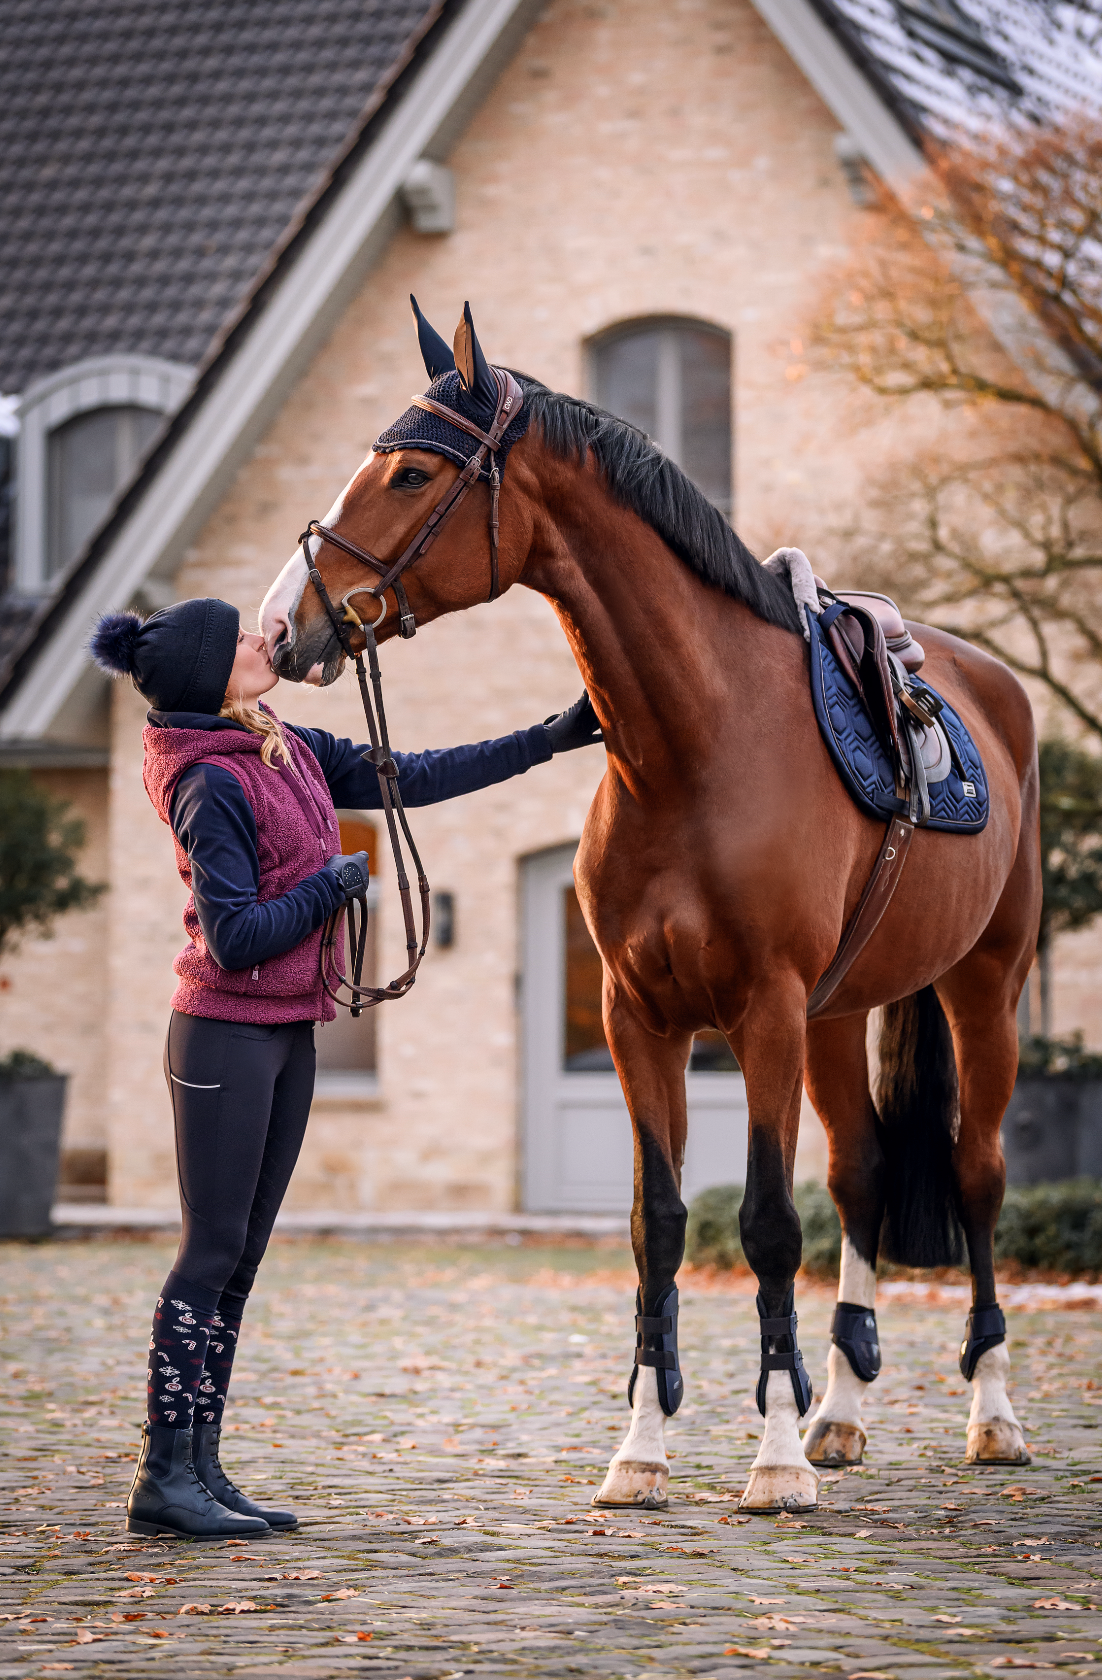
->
xmin=299 ymin=368 xmax=524 ymax=1013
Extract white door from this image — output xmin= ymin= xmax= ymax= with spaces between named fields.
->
xmin=521 ymin=843 xmax=748 ymax=1213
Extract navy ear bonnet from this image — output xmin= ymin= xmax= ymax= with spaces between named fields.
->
xmin=373 ymin=370 xmax=530 ymax=481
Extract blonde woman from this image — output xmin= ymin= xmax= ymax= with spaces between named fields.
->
xmin=91 ymin=597 xmax=600 ymax=1539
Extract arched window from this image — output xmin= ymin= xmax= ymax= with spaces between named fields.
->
xmin=588 ymin=318 xmax=732 ymax=516
xmin=46 ymin=406 xmax=163 ymax=579
xmin=14 ymin=354 xmax=194 ymax=592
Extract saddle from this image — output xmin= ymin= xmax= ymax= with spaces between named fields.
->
xmin=804 ymin=585 xmax=989 ymax=1017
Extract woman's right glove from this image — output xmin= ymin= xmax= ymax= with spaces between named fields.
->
xmin=326 ymin=851 xmax=370 ymax=900
xmin=544 ymin=691 xmax=603 ymax=753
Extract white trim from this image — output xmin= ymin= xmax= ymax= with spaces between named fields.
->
xmin=1 ymin=0 xmax=541 ymax=741
xmin=747 ymin=0 xmax=924 ymax=183
xmin=13 ymin=354 xmax=194 ymax=595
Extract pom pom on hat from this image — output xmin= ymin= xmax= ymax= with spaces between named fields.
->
xmin=89 ymin=611 xmax=145 ymax=677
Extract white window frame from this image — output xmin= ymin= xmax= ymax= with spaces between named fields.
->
xmin=14 ymin=354 xmax=194 ymax=594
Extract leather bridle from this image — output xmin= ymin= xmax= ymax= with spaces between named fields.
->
xmin=300 ymin=367 xmax=525 ymax=1013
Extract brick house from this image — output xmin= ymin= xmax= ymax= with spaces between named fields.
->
xmin=0 ymin=0 xmax=1095 ymax=1213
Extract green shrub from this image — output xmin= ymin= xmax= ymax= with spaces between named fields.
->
xmin=1017 ymin=1034 xmax=1102 ymax=1080
xmin=0 ymin=1050 xmax=57 ymax=1082
xmin=685 ymin=1182 xmax=841 ymax=1275
xmin=686 ymin=1178 xmax=1102 ymax=1277
xmin=994 ymin=1179 xmax=1102 ymax=1273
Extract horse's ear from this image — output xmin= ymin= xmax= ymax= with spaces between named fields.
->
xmin=410 ymin=294 xmax=455 ymax=380
xmin=453 ymin=301 xmax=497 ymax=418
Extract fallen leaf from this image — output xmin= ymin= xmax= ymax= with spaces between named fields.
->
xmin=750 ymin=1597 xmax=785 ymax=1605
xmin=41 ymin=1667 xmax=74 ymax=1673
xmin=848 ymin=1672 xmax=895 ymax=1679
xmin=321 ymin=1588 xmax=359 ymax=1601
xmin=990 ymin=1660 xmax=1048 ymax=1670
xmin=219 ymin=1601 xmax=259 ymax=1615
xmin=335 ymin=1632 xmax=374 ymax=1643
xmin=1032 ymin=1598 xmax=1078 ymax=1610
xmin=282 ymin=1571 xmax=322 ymax=1580
xmin=935 ymin=1614 xmax=962 ymax=1623
xmin=723 ymin=1648 xmax=771 ymax=1661
xmin=126 ymin=1573 xmax=161 ymax=1583
xmin=116 ymin=1587 xmax=155 ymax=1599
xmin=493 ymin=1581 xmax=514 ymax=1590
xmin=178 ymin=1605 xmax=211 ymax=1616
xmin=855 ymin=1528 xmax=874 ymax=1538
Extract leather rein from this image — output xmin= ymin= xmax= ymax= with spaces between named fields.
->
xmin=300 ymin=368 xmax=524 ymax=1013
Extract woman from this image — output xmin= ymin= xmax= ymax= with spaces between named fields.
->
xmin=91 ymin=596 xmax=600 ymax=1540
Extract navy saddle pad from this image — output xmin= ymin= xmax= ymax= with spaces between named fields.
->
xmin=807 ymin=613 xmax=989 ymax=834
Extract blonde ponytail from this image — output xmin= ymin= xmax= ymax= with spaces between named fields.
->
xmin=219 ymin=696 xmax=292 ymax=768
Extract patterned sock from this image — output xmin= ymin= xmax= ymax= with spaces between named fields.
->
xmin=146 ymin=1271 xmax=221 ymax=1430
xmin=195 ymin=1293 xmax=246 ymax=1427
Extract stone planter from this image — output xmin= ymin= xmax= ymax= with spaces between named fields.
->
xmin=0 ymin=1075 xmax=68 ymax=1237
xmin=1001 ymin=1077 xmax=1102 ymax=1185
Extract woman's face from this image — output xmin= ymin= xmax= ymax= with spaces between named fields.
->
xmin=226 ymin=629 xmax=279 ymax=705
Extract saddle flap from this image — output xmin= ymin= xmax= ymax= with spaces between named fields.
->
xmin=824 ymin=602 xmax=905 ymax=782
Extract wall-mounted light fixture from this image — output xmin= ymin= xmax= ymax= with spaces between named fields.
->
xmin=401 ymin=160 xmax=456 ymax=234
xmin=433 ymin=891 xmax=456 ymax=949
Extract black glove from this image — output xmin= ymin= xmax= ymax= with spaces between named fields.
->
xmin=544 ymin=691 xmax=603 ymax=753
xmin=325 ymin=851 xmax=370 ymax=899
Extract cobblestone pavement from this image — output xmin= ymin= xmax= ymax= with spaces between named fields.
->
xmin=1 ymin=1238 xmax=1100 ymax=1679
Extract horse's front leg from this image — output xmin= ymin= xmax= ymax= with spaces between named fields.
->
xmin=593 ymin=1003 xmax=693 ymax=1510
xmin=735 ymin=985 xmax=820 ymax=1512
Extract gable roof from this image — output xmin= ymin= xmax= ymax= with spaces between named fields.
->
xmin=0 ymin=0 xmax=446 ymax=396
xmin=812 ymin=2 xmax=1102 ymax=142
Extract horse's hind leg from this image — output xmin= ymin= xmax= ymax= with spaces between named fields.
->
xmin=938 ymin=953 xmax=1030 ymax=1466
xmin=801 ymin=1012 xmax=885 ymax=1467
xmin=593 ymin=1003 xmax=693 ymax=1510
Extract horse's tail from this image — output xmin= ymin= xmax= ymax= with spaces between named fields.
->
xmin=876 ymin=987 xmax=965 ymax=1268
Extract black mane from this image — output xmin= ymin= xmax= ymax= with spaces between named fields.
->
xmin=516 ymin=375 xmax=802 ymax=636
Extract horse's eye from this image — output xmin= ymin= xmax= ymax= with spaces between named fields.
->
xmin=393 ymin=467 xmax=430 ymax=489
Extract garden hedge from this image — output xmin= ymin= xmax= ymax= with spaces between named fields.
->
xmin=685 ymin=1178 xmax=1102 ymax=1277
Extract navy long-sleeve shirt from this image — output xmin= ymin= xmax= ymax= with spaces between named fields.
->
xmin=151 ymin=712 xmax=552 ymax=972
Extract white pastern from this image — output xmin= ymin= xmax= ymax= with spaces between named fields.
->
xmin=807 ymin=1237 xmax=876 ymax=1430
xmin=591 ymin=1365 xmax=669 ymax=1507
xmin=838 ymin=1237 xmax=877 ymax=1309
xmin=965 ymin=1340 xmax=1029 ymax=1464
xmin=739 ymin=1368 xmax=819 ymax=1510
xmin=752 ymin=1369 xmax=813 ymax=1470
xmin=968 ymin=1341 xmax=1019 ymax=1429
xmin=612 ymin=1364 xmax=669 ymax=1469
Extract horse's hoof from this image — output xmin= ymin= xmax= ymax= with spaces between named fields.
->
xmin=592 ymin=1460 xmax=669 ymax=1508
xmin=738 ymin=1465 xmax=819 ymax=1513
xmin=803 ymin=1419 xmax=866 ymax=1466
xmin=965 ymin=1420 xmax=1031 ymax=1465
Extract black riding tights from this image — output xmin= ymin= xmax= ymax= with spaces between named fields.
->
xmin=147 ymin=1011 xmax=315 ymax=1428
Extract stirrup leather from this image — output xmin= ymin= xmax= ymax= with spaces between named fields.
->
xmin=959 ymin=1302 xmax=1006 ymax=1381
xmin=755 ymin=1290 xmax=813 ymax=1417
xmin=627 ymin=1284 xmax=683 ymax=1416
xmin=831 ymin=1301 xmax=882 ymax=1383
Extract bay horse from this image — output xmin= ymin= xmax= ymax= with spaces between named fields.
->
xmin=260 ymin=301 xmax=1039 ymax=1511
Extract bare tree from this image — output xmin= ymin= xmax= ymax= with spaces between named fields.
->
xmin=813 ymin=116 xmax=1102 ymax=741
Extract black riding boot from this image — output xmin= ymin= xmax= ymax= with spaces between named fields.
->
xmin=193 ymin=1420 xmax=298 ymax=1531
xmin=127 ymin=1424 xmax=270 ymax=1539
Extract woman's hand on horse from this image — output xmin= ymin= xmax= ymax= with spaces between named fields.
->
xmin=325 ymin=851 xmax=370 ymax=899
xmin=544 ymin=691 xmax=603 ymax=753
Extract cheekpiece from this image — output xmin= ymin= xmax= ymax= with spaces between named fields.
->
xmin=755 ymin=1289 xmax=813 ymax=1417
xmin=959 ymin=1302 xmax=1006 ymax=1381
xmin=628 ymin=1283 xmax=683 ymax=1416
xmin=373 ymin=370 xmax=531 ymax=480
xmin=830 ymin=1301 xmax=882 ymax=1383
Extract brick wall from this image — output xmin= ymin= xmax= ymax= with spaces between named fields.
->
xmin=98 ymin=0 xmax=966 ymax=1209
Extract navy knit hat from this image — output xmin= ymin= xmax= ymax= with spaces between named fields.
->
xmin=89 ymin=598 xmax=240 ymax=714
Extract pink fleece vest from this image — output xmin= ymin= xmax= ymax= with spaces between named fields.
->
xmin=143 ymin=717 xmax=340 ymax=1023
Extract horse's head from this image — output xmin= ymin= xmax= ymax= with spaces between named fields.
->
xmin=260 ymin=298 xmax=534 ymax=682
